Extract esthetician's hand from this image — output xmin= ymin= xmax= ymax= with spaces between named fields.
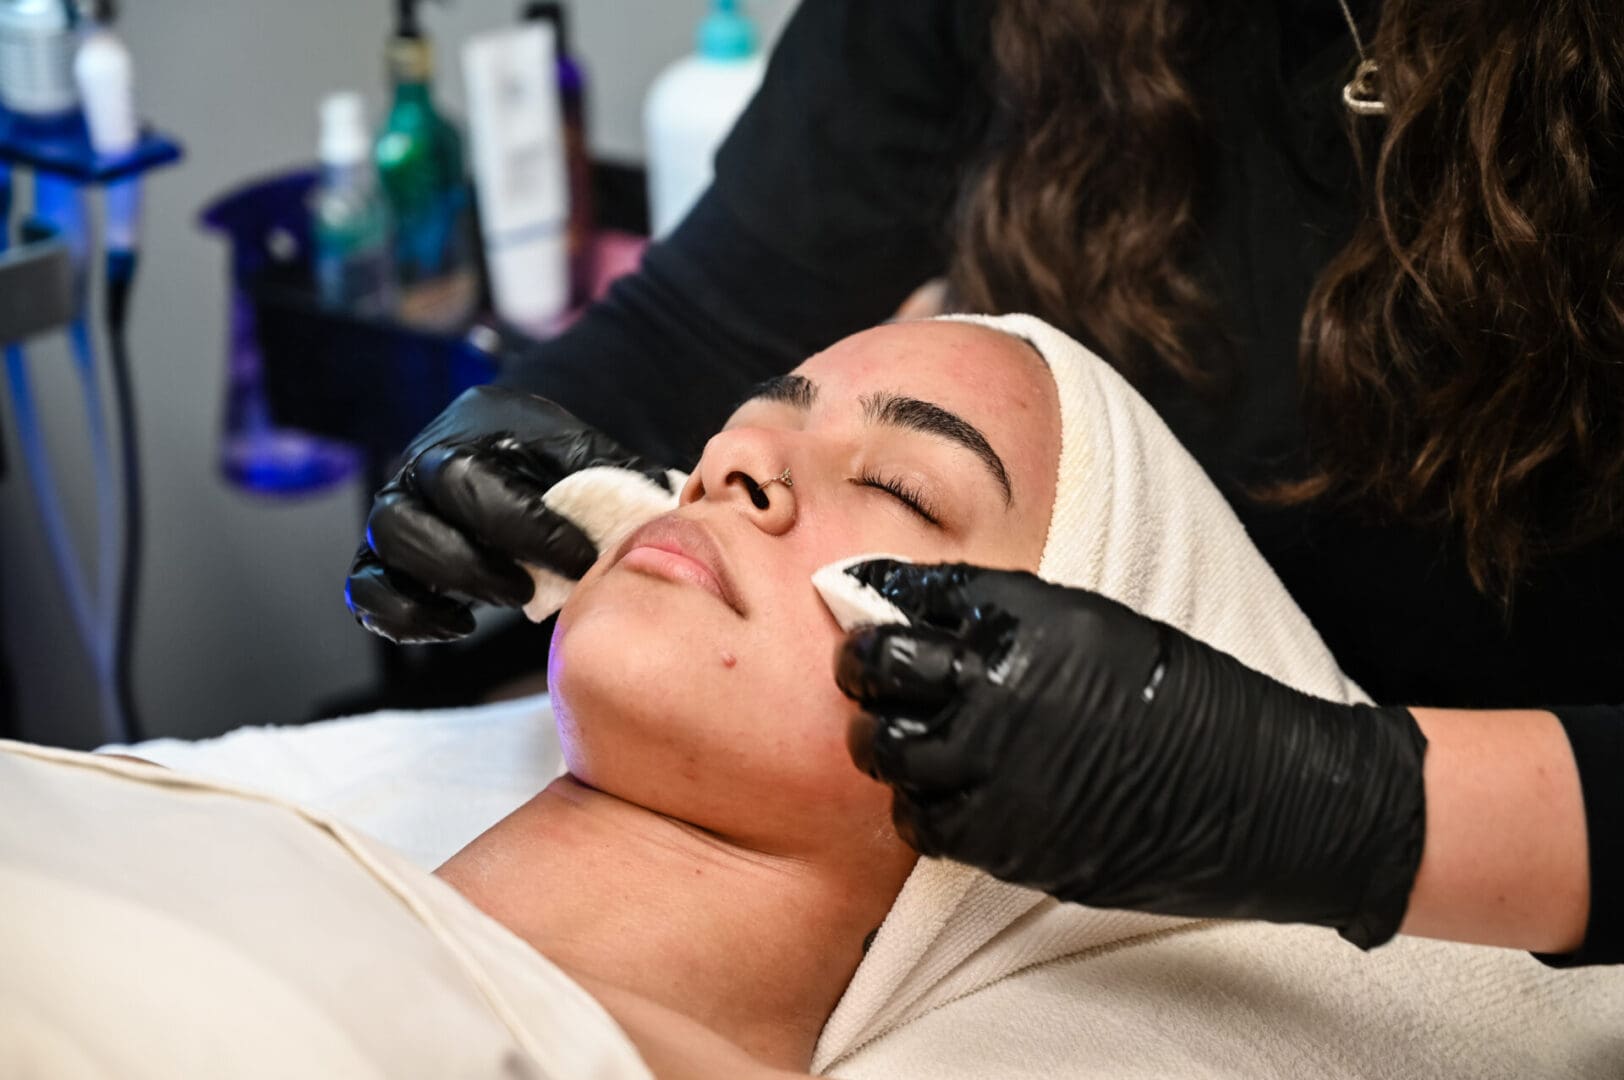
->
xmin=834 ymin=559 xmax=1430 ymax=950
xmin=346 ymin=386 xmax=677 ymax=643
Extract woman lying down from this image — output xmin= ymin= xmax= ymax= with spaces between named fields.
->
xmin=3 ymin=315 xmax=1622 ymax=1079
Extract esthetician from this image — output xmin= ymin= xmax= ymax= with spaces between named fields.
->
xmin=345 ymin=3 xmax=1623 ymax=966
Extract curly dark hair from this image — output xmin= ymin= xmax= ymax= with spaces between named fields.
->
xmin=949 ymin=0 xmax=1624 ymax=600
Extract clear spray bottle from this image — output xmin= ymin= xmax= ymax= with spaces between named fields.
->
xmin=312 ymin=92 xmax=395 ymax=314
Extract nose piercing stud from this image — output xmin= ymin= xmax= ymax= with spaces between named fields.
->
xmin=740 ymin=467 xmax=791 ymax=511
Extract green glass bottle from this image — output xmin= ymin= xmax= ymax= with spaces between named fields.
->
xmin=374 ymin=1 xmax=476 ymax=327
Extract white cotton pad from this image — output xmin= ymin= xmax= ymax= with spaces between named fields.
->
xmin=811 ymin=553 xmax=915 ymax=632
xmin=521 ymin=465 xmax=687 ymax=622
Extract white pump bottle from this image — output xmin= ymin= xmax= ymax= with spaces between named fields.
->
xmin=643 ymin=0 xmax=765 ymax=239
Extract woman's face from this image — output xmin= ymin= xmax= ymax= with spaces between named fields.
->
xmin=548 ymin=321 xmax=1060 ymax=860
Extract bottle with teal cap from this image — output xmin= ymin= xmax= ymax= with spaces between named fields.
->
xmin=644 ymin=0 xmax=767 ymax=237
xmin=375 ymin=0 xmax=476 ymax=327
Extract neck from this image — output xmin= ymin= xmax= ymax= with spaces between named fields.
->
xmin=436 ymin=775 xmax=910 ymax=1070
xmin=390 ymin=81 xmax=433 ymax=106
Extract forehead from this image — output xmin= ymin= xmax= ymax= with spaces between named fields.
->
xmin=792 ymin=321 xmax=1051 ymax=412
xmin=789 ymin=320 xmax=1059 ymax=503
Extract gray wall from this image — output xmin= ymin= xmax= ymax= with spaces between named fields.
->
xmin=0 ymin=0 xmax=795 ymax=747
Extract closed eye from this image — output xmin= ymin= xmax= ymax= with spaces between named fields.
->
xmin=854 ymin=469 xmax=942 ymax=526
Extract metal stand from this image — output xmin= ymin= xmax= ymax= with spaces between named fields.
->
xmin=0 ymin=104 xmax=181 ymax=745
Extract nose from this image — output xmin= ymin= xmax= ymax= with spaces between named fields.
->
xmin=683 ymin=427 xmax=798 ymax=535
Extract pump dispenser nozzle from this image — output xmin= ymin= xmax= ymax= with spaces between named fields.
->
xmin=395 ymin=0 xmax=421 ymax=38
xmin=394 ymin=0 xmax=453 ymax=39
xmin=73 ymin=0 xmax=115 ymax=22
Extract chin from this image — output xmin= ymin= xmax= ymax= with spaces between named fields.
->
xmin=548 ymin=604 xmax=652 ymax=782
xmin=547 ymin=572 xmax=729 ymax=789
xmin=547 ymin=567 xmax=898 ymax=846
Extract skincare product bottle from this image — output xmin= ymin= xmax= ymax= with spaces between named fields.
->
xmin=73 ymin=1 xmax=141 ymax=263
xmin=462 ymin=21 xmax=568 ymax=332
xmin=72 ymin=8 xmax=138 ymax=157
xmin=312 ymin=92 xmax=395 ymax=314
xmin=643 ymin=0 xmax=765 ymax=238
xmin=0 ymin=0 xmax=79 ymax=121
xmin=375 ymin=0 xmax=476 ymax=328
xmin=522 ymin=1 xmax=592 ymax=304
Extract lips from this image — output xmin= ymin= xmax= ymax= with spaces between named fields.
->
xmin=612 ymin=515 xmax=746 ymax=615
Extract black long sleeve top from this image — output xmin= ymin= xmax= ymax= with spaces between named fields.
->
xmin=495 ymin=0 xmax=1623 ymax=964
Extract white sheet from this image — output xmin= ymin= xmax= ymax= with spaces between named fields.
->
xmin=5 ymin=738 xmax=650 ymax=1079
xmin=102 ymin=695 xmax=564 ymax=870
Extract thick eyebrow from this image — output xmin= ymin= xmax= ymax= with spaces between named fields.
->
xmin=738 ymin=373 xmax=817 ymax=411
xmin=736 ymin=375 xmax=1014 ymax=506
xmin=862 ymin=391 xmax=1013 ymax=507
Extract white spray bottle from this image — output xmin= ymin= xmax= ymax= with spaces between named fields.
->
xmin=642 ymin=0 xmax=765 ymax=238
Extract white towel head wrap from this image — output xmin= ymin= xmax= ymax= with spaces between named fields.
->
xmin=811 ymin=313 xmax=1369 ymax=1070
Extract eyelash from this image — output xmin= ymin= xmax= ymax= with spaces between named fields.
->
xmin=855 ymin=469 xmax=941 ymax=526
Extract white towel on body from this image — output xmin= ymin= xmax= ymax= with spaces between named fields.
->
xmin=810 ymin=313 xmax=1624 ymax=1078
xmin=0 ymin=739 xmax=650 ymax=1080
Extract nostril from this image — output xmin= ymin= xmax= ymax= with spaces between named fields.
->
xmin=730 ymin=471 xmax=771 ymax=510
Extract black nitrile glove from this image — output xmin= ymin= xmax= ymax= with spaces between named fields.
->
xmin=345 ymin=386 xmax=677 ymax=643
xmin=834 ymin=559 xmax=1429 ymax=950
